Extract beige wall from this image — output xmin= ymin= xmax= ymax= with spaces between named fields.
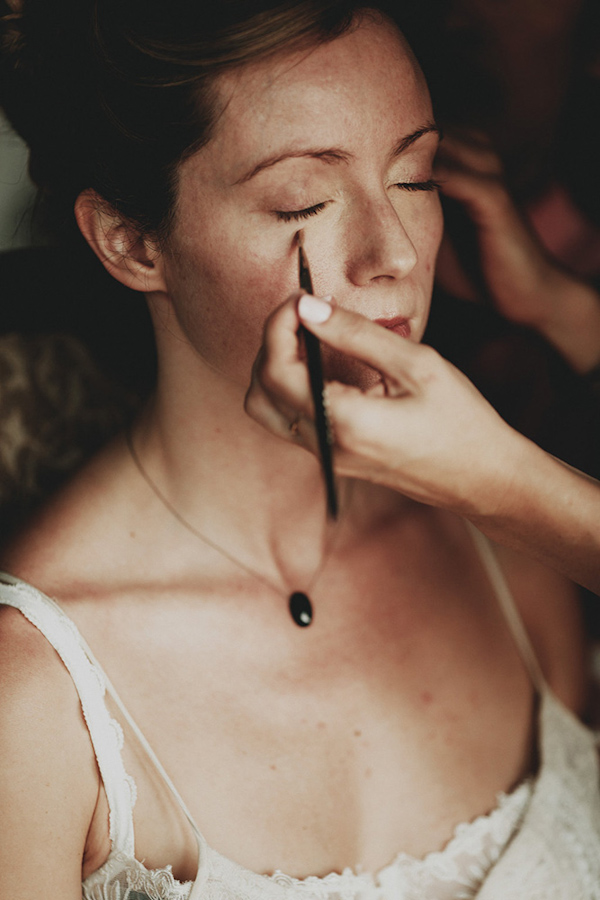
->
xmin=0 ymin=110 xmax=38 ymax=250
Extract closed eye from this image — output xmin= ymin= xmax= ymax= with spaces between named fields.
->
xmin=275 ymin=202 xmax=328 ymax=222
xmin=396 ymin=179 xmax=441 ymax=192
xmin=275 ymin=180 xmax=438 ymax=222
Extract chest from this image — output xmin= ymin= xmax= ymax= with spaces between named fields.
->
xmin=81 ymin=535 xmax=536 ymax=882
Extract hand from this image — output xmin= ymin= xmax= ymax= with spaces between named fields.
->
xmin=436 ymin=131 xmax=600 ymax=372
xmin=436 ymin=132 xmax=559 ymax=324
xmin=245 ymin=292 xmax=523 ymax=517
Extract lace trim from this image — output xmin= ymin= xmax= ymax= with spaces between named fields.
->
xmin=83 ymin=850 xmax=193 ymax=900
xmin=267 ymin=779 xmax=532 ymax=899
xmin=82 ymin=779 xmax=531 ymax=900
xmin=127 ymin=866 xmax=193 ymax=900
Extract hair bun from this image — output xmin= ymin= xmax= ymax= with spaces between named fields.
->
xmin=0 ymin=3 xmax=26 ymax=92
xmin=1 ymin=0 xmax=95 ymax=195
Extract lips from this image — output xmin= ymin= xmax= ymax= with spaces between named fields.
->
xmin=374 ymin=316 xmax=411 ymax=338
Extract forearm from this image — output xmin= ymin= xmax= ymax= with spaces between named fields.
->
xmin=436 ymin=136 xmax=600 ymax=376
xmin=466 ymin=432 xmax=600 ymax=595
xmin=535 ymin=273 xmax=600 ymax=375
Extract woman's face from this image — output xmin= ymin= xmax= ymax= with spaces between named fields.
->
xmin=160 ymin=14 xmax=443 ymax=389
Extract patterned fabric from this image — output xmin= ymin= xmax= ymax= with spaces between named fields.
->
xmin=1 ymin=568 xmax=599 ymax=900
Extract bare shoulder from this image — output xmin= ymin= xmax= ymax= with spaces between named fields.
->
xmin=0 ymin=432 xmax=142 ymax=593
xmin=0 ymin=603 xmax=99 ymax=897
xmin=493 ymin=543 xmax=587 ymax=714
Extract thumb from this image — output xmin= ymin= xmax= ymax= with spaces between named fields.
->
xmin=297 ymin=295 xmax=427 ymax=396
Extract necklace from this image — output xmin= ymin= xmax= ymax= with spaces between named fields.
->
xmin=126 ymin=430 xmax=344 ymax=627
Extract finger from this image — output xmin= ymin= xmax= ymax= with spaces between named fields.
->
xmin=246 ymin=358 xmax=302 ymax=432
xmin=254 ymin=290 xmax=314 ymax=411
xmin=321 ymin=381 xmax=417 ymax=482
xmin=437 ymin=133 xmax=503 ymax=176
xmin=445 ymin=127 xmax=494 ymax=150
xmin=245 ymin=365 xmax=321 ymax=456
xmin=245 ymin=386 xmax=294 ymax=440
xmin=261 ymin=290 xmax=305 ymax=371
xmin=297 ymin=295 xmax=429 ymax=394
xmin=245 ymin=291 xmax=320 ymax=439
xmin=436 ymin=163 xmax=513 ymax=226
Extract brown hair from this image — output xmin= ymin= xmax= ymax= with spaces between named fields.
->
xmin=0 ymin=1 xmax=380 ymax=240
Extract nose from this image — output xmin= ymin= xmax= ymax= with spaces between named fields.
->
xmin=345 ymin=192 xmax=418 ymax=286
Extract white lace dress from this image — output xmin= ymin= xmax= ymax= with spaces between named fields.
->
xmin=1 ymin=527 xmax=599 ymax=900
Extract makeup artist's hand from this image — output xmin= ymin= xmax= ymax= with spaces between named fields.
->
xmin=246 ymin=292 xmax=521 ymax=517
xmin=436 ymin=132 xmax=600 ymax=373
xmin=246 ymin=293 xmax=600 ymax=594
xmin=436 ymin=132 xmax=550 ymax=319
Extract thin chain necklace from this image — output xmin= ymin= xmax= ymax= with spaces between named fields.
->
xmin=126 ymin=429 xmax=345 ymax=627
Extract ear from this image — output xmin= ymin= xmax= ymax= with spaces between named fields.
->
xmin=75 ymin=189 xmax=168 ymax=294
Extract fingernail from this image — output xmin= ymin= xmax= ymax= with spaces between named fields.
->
xmin=298 ymin=294 xmax=332 ymax=324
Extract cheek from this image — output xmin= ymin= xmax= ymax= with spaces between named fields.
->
xmin=402 ymin=197 xmax=443 ymax=343
xmin=162 ymin=222 xmax=299 ymax=377
xmin=412 ymin=195 xmax=444 ymax=271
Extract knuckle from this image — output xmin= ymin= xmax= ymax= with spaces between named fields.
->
xmin=259 ymin=359 xmax=286 ymax=395
xmin=254 ymin=347 xmax=287 ymax=395
xmin=408 ymin=345 xmax=443 ymax=386
xmin=244 ymin=377 xmax=268 ymax=412
xmin=415 ymin=343 xmax=440 ymax=370
xmin=326 ymin=390 xmax=362 ymax=449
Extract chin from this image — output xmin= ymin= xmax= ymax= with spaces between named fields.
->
xmin=323 ymin=346 xmax=383 ymax=391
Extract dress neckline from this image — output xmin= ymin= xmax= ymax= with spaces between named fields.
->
xmin=82 ymin=687 xmax=559 ymax=899
xmin=0 ymin=539 xmax=546 ymax=900
xmin=82 ymin=774 xmax=534 ymax=898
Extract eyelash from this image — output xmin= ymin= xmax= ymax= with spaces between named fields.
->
xmin=274 ymin=180 xmax=440 ymax=223
xmin=275 ymin=203 xmax=328 ymax=223
xmin=398 ymin=179 xmax=441 ymax=193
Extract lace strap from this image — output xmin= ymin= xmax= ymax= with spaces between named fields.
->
xmin=465 ymin=523 xmax=546 ymax=692
xmin=78 ymin=637 xmax=208 ymax=894
xmin=0 ymin=574 xmax=136 ymax=856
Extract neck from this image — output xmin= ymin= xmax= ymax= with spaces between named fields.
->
xmin=132 ymin=349 xmax=338 ymax=586
xmin=133 ymin=296 xmax=414 ymax=588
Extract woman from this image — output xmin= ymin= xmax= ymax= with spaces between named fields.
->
xmin=0 ymin=2 xmax=598 ymax=899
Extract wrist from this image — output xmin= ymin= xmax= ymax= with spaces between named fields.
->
xmin=536 ymin=272 xmax=600 ymax=373
xmin=460 ymin=429 xmax=543 ymax=526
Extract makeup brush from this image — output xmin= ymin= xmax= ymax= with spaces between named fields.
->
xmin=297 ymin=232 xmax=338 ymax=519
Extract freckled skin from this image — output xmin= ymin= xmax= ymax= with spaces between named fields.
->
xmin=158 ymin=16 xmax=443 ymax=392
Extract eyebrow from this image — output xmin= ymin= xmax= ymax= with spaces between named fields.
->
xmin=391 ymin=124 xmax=441 ymax=156
xmin=233 ymin=123 xmax=441 ymax=185
xmin=233 ymin=148 xmax=351 ymax=185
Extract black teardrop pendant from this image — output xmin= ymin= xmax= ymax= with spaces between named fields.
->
xmin=289 ymin=591 xmax=313 ymax=627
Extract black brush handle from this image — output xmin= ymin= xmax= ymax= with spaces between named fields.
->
xmin=300 ymin=324 xmax=338 ymax=519
xmin=298 ymin=243 xmax=338 ymax=519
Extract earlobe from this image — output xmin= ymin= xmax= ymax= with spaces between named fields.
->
xmin=74 ymin=189 xmax=168 ymax=294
